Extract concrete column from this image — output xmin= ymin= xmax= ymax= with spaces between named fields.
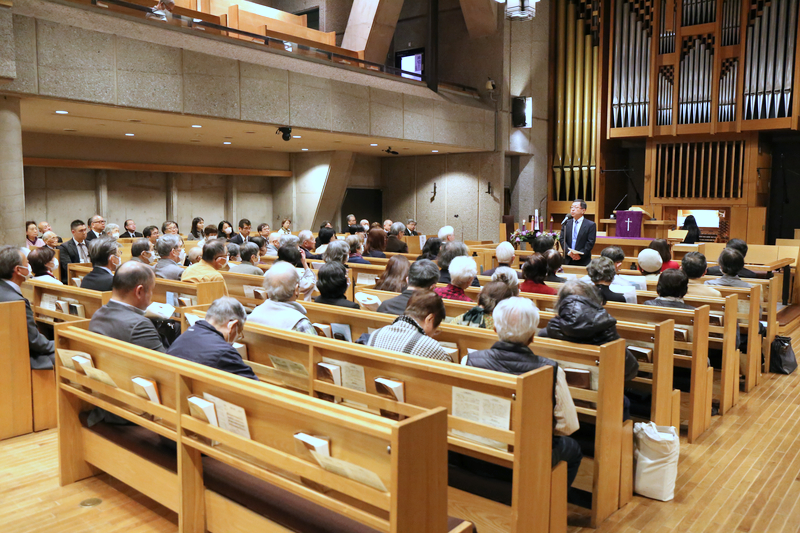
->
xmin=225 ymin=176 xmax=237 ymax=224
xmin=166 ymin=174 xmax=178 ymax=222
xmin=0 ymin=95 xmax=25 ymax=246
xmin=95 ymin=170 xmax=108 ymax=217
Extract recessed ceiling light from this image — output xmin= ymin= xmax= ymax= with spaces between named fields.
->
xmin=192 ymin=125 xmax=202 ymax=128
xmin=432 ymin=150 xmax=439 ymax=153
xmin=293 ymin=135 xmax=302 ymax=139
xmin=125 ymin=133 xmax=134 ymax=137
xmin=223 ymin=141 xmax=232 ymax=145
xmin=63 ymin=128 xmax=76 ymax=132
xmin=55 ymin=110 xmax=68 ymax=115
xmin=370 ymin=143 xmax=378 ymax=146
xmin=301 ymin=148 xmax=309 ymax=151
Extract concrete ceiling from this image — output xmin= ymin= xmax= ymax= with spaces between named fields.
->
xmin=19 ymin=96 xmax=475 ymax=157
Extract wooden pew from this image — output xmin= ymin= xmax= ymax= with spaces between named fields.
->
xmin=55 ymin=325 xmax=469 ymax=533
xmin=25 ymin=279 xmax=111 ymax=325
xmin=357 ymin=287 xmax=679 ymax=431
xmin=0 ymin=301 xmax=35 ymax=441
xmin=182 ymin=310 xmax=568 ymax=532
xmin=274 ymin=301 xmax=630 ymax=526
xmin=226 ymin=4 xmax=336 ymax=46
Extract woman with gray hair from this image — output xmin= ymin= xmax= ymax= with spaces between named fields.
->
xmin=463 ymin=297 xmax=582 ymax=489
xmin=248 ymin=261 xmax=317 ymax=335
xmin=491 ymin=266 xmax=520 ymax=296
xmin=323 ymin=240 xmax=350 ymax=266
xmin=434 ymin=255 xmax=477 ymax=302
xmin=587 ymin=256 xmax=627 ymax=304
xmin=483 ymin=241 xmax=517 ymax=277
xmin=166 ymin=297 xmax=257 ymax=380
xmin=102 ymin=223 xmax=120 ymax=239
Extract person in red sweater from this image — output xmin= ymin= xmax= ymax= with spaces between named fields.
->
xmin=434 ymin=256 xmax=477 ymax=302
xmin=520 ymin=253 xmax=558 ymax=295
xmin=648 ymin=239 xmax=680 ymax=272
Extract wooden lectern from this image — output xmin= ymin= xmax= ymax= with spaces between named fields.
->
xmin=599 ymin=207 xmax=674 ymax=239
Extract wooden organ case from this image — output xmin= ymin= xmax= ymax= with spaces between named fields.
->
xmin=549 ymin=0 xmax=799 ymax=242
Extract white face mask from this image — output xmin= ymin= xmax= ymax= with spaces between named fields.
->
xmin=179 ymin=250 xmax=186 ymax=264
xmin=224 ymin=227 xmax=232 ymax=235
xmin=112 ymin=232 xmax=120 ymax=239
xmin=219 ymin=258 xmax=228 ymax=269
xmin=51 ymin=258 xmax=59 ymax=270
xmin=111 ymin=255 xmax=121 ymax=269
xmin=18 ymin=264 xmax=32 ymax=280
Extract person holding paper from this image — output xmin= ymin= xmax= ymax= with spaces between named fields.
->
xmin=167 ymin=298 xmax=257 ymax=380
xmin=249 ymin=261 xmax=318 ymax=335
xmin=466 ymin=297 xmax=582 ymax=489
xmin=559 ymin=200 xmax=596 ymax=266
xmin=89 ymin=261 xmax=166 ymax=353
xmin=366 ymin=290 xmax=451 ymax=361
xmin=0 ymin=245 xmax=55 ymax=369
xmin=377 ymin=259 xmax=440 ymax=315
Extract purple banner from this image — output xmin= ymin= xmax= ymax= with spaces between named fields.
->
xmin=616 ymin=210 xmax=643 ymax=238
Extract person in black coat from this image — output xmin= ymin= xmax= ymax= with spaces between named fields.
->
xmin=644 ymin=269 xmax=695 ymax=310
xmin=377 ymin=259 xmax=440 ymax=315
xmin=385 ymin=222 xmax=409 ymax=253
xmin=587 ymin=257 xmax=626 ymax=304
xmin=60 ymin=219 xmax=90 ymax=279
xmin=438 ymin=241 xmax=480 ymax=287
xmin=705 ymin=239 xmax=758 ymax=278
xmin=559 ymin=200 xmax=596 ymax=266
xmin=79 ymin=237 xmax=118 ymax=292
xmin=0 ymin=246 xmax=55 ymax=368
xmin=121 ymin=219 xmax=143 ymax=239
xmin=466 ymin=297 xmax=582 ymax=489
xmin=167 ymin=297 xmax=257 ymax=380
xmin=313 ymin=262 xmax=359 ymax=309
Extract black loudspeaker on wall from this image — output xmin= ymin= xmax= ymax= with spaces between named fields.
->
xmin=511 ymin=97 xmax=527 ymax=128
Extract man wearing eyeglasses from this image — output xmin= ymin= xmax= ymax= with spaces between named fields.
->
xmin=180 ymin=238 xmax=229 ymax=294
xmin=167 ymin=297 xmax=257 ymax=380
xmin=79 ymin=237 xmax=121 ymax=292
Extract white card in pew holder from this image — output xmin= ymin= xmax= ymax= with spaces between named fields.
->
xmin=419 ymin=235 xmax=427 ymax=248
xmin=451 ymin=387 xmax=511 ymax=451
xmin=269 ymin=354 xmax=309 ymax=376
xmin=83 ymin=366 xmax=118 ymax=388
xmin=322 ymin=357 xmax=366 ymax=393
xmin=202 ymin=392 xmax=251 ymax=440
xmin=41 ymin=293 xmax=58 ymax=312
xmin=185 ymin=314 xmax=201 ymax=327
xmin=145 ymin=302 xmax=176 ymax=320
xmin=294 ymin=432 xmax=330 ymax=456
xmin=310 ymin=451 xmax=387 ymax=492
xmin=57 ymin=349 xmax=88 ymax=370
xmin=356 ymin=273 xmax=376 ymax=285
xmin=242 ymin=284 xmax=261 ymax=299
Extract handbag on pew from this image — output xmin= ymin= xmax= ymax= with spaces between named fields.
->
xmin=769 ymin=336 xmax=797 ymax=375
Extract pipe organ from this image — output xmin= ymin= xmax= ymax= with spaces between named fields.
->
xmin=611 ymin=0 xmax=652 ymax=129
xmin=679 ymin=35 xmax=715 ymax=124
xmin=552 ymin=0 xmax=601 ymax=203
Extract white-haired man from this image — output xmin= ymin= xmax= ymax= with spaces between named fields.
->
xmin=482 ymin=241 xmax=521 ymax=277
xmin=265 ymin=232 xmax=281 ymax=257
xmin=466 ymin=297 xmax=581 ymax=489
xmin=298 ymin=229 xmax=322 ymax=260
xmin=386 ymin=222 xmax=408 ymax=253
xmin=248 ymin=261 xmax=317 ymax=335
xmin=434 ymin=255 xmax=477 ymax=302
xmin=438 ymin=225 xmax=455 ymax=242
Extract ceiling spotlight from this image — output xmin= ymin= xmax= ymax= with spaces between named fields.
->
xmin=384 ymin=146 xmax=399 ymax=155
xmin=301 ymin=148 xmax=309 ymax=151
xmin=192 ymin=125 xmax=202 ymax=128
xmin=370 ymin=143 xmax=378 ymax=146
xmin=432 ymin=150 xmax=439 ymax=153
xmin=277 ymin=126 xmax=292 ymax=141
xmin=55 ymin=110 xmax=68 ymax=115
xmin=125 ymin=133 xmax=134 ymax=137
xmin=293 ymin=135 xmax=302 ymax=139
xmin=223 ymin=141 xmax=232 ymax=145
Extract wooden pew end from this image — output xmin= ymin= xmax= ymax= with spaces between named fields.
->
xmin=619 ymin=419 xmax=634 ymax=507
xmin=550 ymin=461 xmax=568 ymax=533
xmin=32 ymin=369 xmax=57 ymax=432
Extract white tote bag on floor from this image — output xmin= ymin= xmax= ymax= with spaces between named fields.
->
xmin=633 ymin=422 xmax=679 ymax=501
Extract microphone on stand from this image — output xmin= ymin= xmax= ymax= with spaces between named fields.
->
xmin=561 ymin=213 xmax=570 ymax=226
xmin=609 ymin=194 xmax=628 ymax=219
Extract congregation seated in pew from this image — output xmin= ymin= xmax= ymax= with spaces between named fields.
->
xmin=645 ymin=269 xmax=695 ymax=309
xmin=0 ymin=245 xmax=55 ymax=369
xmin=587 ymin=256 xmax=630 ymax=304
xmin=167 ymin=297 xmax=257 ymax=380
xmin=313 ymin=262 xmax=358 ymax=309
xmin=28 ymin=247 xmax=62 ymax=285
xmin=637 ymin=248 xmax=663 ymax=281
xmin=451 ymin=280 xmax=514 ymax=329
xmin=544 ymin=248 xmax=567 ymax=283
xmin=465 ymin=297 xmax=583 ymax=489
xmin=228 ymin=242 xmax=263 ymax=275
xmin=80 ymin=237 xmax=120 ymax=292
xmin=129 ymin=238 xmax=155 ymax=266
xmin=344 ymin=234 xmax=370 ymax=264
xmin=483 ymin=241 xmax=517 ymax=277
xmin=438 ymin=241 xmax=480 ymax=287
xmin=277 ymin=245 xmax=316 ymax=296
xmin=322 ymin=240 xmax=349 ymax=267
xmin=648 ymin=238 xmax=681 ymax=272
xmin=182 ymin=239 xmax=228 ymax=292
xmin=364 ymin=227 xmax=387 ymax=258
xmin=705 ymin=248 xmax=753 ymax=288
xmin=682 ymin=251 xmax=722 ymax=297
xmin=706 ymin=238 xmax=758 ymax=278
xmin=417 ymin=236 xmax=442 ymax=261
xmin=374 ymin=254 xmax=410 ymax=291
xmin=520 ymin=253 xmax=557 ymax=295
xmin=491 ymin=266 xmax=521 ymax=295
xmin=377 ymin=258 xmax=439 ymax=315
xmin=154 ymin=234 xmax=184 ymax=280
xmin=226 ymin=243 xmax=241 ymax=262
xmin=365 ymin=290 xmax=452 ymax=361
xmin=249 ymin=261 xmax=317 ymax=335
xmin=434 ymin=255 xmax=478 ymax=302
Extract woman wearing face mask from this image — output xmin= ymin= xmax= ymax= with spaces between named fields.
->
xmin=25 ymin=221 xmax=45 ymax=249
xmin=166 ymin=297 xmax=258 ymax=380
xmin=103 ymin=223 xmax=121 ymax=240
xmin=228 ymin=243 xmax=263 ymax=275
xmin=218 ymin=220 xmax=234 ymax=241
xmin=188 ymin=217 xmax=205 ymax=240
xmin=28 ymin=247 xmax=63 ymax=285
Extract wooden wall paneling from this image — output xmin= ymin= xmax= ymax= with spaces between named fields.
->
xmin=730 ymin=205 xmax=748 ymax=240
xmin=747 ymin=207 xmax=767 ymax=243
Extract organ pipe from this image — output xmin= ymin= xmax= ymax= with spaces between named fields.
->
xmin=610 ymin=0 xmax=652 ymax=128
xmin=551 ymin=0 xmax=600 ymax=201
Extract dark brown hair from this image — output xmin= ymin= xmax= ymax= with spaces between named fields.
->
xmin=365 ymin=228 xmax=386 ymax=253
xmin=28 ymin=247 xmax=55 ymax=276
xmin=521 ymin=253 xmax=548 ymax=283
xmin=478 ymin=281 xmax=514 ymax=313
xmin=405 ymin=290 xmax=446 ymax=328
xmin=648 ymin=238 xmax=672 ymax=264
xmin=374 ymin=255 xmax=410 ymax=293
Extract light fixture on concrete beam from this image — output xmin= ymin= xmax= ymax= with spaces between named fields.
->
xmin=506 ymin=0 xmax=538 ymax=20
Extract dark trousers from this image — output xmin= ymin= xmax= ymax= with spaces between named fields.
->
xmin=552 ymin=435 xmax=583 ymax=488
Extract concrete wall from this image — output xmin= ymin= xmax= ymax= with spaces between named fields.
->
xmin=5 ymin=7 xmax=493 ymax=151
xmin=381 ymin=151 xmax=503 ymax=241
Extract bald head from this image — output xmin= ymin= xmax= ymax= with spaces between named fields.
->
xmin=112 ymin=261 xmax=156 ymax=309
xmin=263 ymin=261 xmax=300 ymax=302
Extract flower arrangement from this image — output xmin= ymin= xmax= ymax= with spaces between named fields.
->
xmin=510 ymin=228 xmax=559 ymax=246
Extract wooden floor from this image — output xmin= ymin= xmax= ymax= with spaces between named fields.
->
xmin=3 ymin=363 xmax=800 ymax=532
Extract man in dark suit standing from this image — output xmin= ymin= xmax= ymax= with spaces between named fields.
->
xmin=0 ymin=245 xmax=55 ymax=369
xmin=385 ymin=222 xmax=409 ymax=253
xmin=89 ymin=261 xmax=165 ymax=353
xmin=60 ymin=219 xmax=90 ymax=280
xmin=121 ymin=219 xmax=143 ymax=239
xmin=79 ymin=237 xmax=119 ymax=292
xmin=229 ymin=218 xmax=251 ymax=245
xmin=560 ymin=199 xmax=596 ymax=267
xmin=85 ymin=215 xmax=106 ymax=242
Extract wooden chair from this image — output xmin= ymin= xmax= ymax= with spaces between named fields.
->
xmin=55 ymin=325 xmax=472 ymax=533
